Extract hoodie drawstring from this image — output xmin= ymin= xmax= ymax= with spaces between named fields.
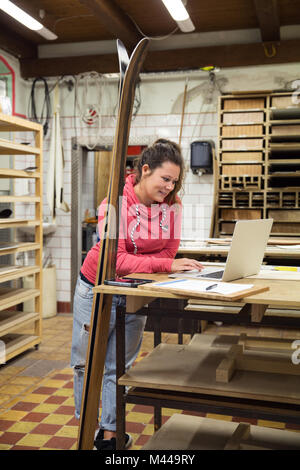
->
xmin=130 ymin=205 xmax=169 ymax=254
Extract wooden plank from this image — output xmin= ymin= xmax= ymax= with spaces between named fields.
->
xmin=221 ymin=208 xmax=262 ymax=219
xmin=0 ymin=288 xmax=39 ymax=311
xmin=271 ymin=96 xmax=300 ymax=109
xmin=238 ymin=333 xmax=295 ymax=353
xmin=271 ymin=222 xmax=300 ymax=234
xmin=253 ymin=0 xmax=280 ymax=42
xmin=119 ymin=336 xmax=300 ymax=405
xmin=222 ymin=139 xmax=264 ymax=150
xmin=0 ymin=169 xmax=40 ymax=179
xmin=216 ymin=343 xmax=300 ymax=384
xmin=270 ymin=143 xmax=300 ymax=150
xmin=142 ymin=413 xmax=300 ymax=450
xmin=240 ymin=303 xmax=268 ymax=322
xmin=0 ymin=242 xmax=40 ymax=255
xmin=20 ymin=39 xmax=300 ymax=78
xmin=126 ymin=295 xmax=155 ymax=313
xmin=0 ymin=114 xmax=41 ymax=132
xmin=221 ymin=152 xmax=263 ymax=163
xmin=94 ymin=151 xmax=112 ymax=209
xmin=223 ymin=98 xmax=265 ymax=110
xmin=272 ymin=125 xmax=300 ymax=136
xmin=0 ymin=139 xmax=40 ymax=155
xmin=0 ymin=265 xmax=40 ymax=284
xmin=95 ymin=275 xmax=300 ymax=308
xmin=216 ymin=344 xmax=243 ymax=383
xmin=222 ymin=125 xmax=263 ymax=137
xmin=1 ymin=334 xmax=40 ymax=362
xmin=143 ymin=414 xmax=240 ymax=450
xmin=224 ymin=423 xmax=251 ymax=450
xmin=0 ymin=311 xmax=39 ymax=335
xmin=222 ymin=164 xmax=262 ymax=176
xmin=268 ymin=210 xmax=300 ymax=222
xmin=0 ymin=196 xmax=40 ymax=203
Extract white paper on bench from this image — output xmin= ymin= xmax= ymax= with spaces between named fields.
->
xmin=154 ymin=279 xmax=253 ymax=295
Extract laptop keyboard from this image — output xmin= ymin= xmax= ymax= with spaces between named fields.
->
xmin=200 ymin=270 xmax=223 ymax=279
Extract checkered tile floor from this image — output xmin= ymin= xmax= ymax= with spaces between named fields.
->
xmin=1 ymin=315 xmax=300 ymax=450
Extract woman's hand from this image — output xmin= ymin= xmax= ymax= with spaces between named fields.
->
xmin=171 ymin=258 xmax=204 ymax=273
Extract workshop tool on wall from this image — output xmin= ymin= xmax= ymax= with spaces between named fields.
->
xmin=179 ymin=77 xmax=188 ymax=146
xmin=77 ymin=38 xmax=149 ymax=450
xmin=46 ymin=83 xmax=70 ymax=222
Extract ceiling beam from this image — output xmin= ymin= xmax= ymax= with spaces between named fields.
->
xmin=0 ymin=23 xmax=37 ymax=58
xmin=78 ymin=0 xmax=142 ymax=51
xmin=254 ymin=0 xmax=280 ymax=42
xmin=19 ymin=38 xmax=300 ymax=78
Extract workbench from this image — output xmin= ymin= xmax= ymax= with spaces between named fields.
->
xmin=93 ymin=273 xmax=300 ymax=450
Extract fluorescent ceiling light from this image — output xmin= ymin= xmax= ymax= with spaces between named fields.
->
xmin=0 ymin=0 xmax=42 ymax=30
xmin=38 ymin=27 xmax=58 ymax=41
xmin=0 ymin=0 xmax=57 ymax=40
xmin=161 ymin=0 xmax=195 ymax=32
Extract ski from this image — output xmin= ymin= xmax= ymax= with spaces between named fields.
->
xmin=77 ymin=38 xmax=149 ymax=450
xmin=117 ymin=38 xmax=129 ymax=99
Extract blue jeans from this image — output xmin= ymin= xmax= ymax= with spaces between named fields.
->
xmin=70 ymin=276 xmax=147 ymax=431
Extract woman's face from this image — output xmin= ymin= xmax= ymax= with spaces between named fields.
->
xmin=139 ymin=161 xmax=181 ymax=205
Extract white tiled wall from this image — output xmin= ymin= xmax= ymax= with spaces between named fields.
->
xmin=13 ymin=109 xmax=216 ymax=305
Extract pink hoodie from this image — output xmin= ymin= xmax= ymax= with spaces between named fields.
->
xmin=81 ymin=173 xmax=182 ymax=284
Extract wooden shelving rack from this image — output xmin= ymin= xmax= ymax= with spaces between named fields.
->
xmin=0 ymin=113 xmax=43 ymax=363
xmin=214 ymin=91 xmax=300 ymax=237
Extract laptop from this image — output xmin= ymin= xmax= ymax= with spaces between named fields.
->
xmin=170 ymin=218 xmax=273 ymax=282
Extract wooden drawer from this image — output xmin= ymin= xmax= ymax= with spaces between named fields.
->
xmin=220 ymin=221 xmax=235 ymax=234
xmin=223 ymin=112 xmax=264 ymax=124
xmin=221 ymin=209 xmax=262 ymax=220
xmin=222 ymin=164 xmax=262 ymax=176
xmin=268 ymin=209 xmax=300 ymax=222
xmin=222 ymin=139 xmax=263 ymax=150
xmin=222 ymin=125 xmax=263 ymax=137
xmin=221 ymin=152 xmax=263 ymax=163
xmin=223 ymin=98 xmax=265 ymax=110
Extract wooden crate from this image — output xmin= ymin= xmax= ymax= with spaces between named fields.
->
xmin=221 ymin=209 xmax=262 ymax=220
xmin=223 ymin=112 xmax=264 ymax=124
xmin=268 ymin=209 xmax=300 ymax=222
xmin=222 ymin=139 xmax=263 ymax=150
xmin=272 ymin=125 xmax=300 ymax=136
xmin=271 ymin=95 xmax=298 ymax=109
xmin=271 ymin=222 xmax=300 ymax=233
xmin=222 ymin=164 xmax=262 ymax=176
xmin=223 ymin=98 xmax=265 ymax=110
xmin=221 ymin=152 xmax=263 ymax=163
xmin=220 ymin=176 xmax=262 ymax=190
xmin=222 ymin=125 xmax=263 ymax=137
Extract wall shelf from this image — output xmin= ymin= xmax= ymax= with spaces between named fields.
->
xmin=0 ymin=113 xmax=43 ymax=363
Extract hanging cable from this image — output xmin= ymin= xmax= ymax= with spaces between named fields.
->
xmin=28 ymin=77 xmax=51 ymax=136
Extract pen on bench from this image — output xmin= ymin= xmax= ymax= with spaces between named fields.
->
xmin=206 ymin=283 xmax=218 ymax=291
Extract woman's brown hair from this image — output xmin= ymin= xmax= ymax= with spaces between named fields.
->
xmin=134 ymin=138 xmax=185 ymax=205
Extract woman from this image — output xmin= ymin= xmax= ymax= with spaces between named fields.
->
xmin=71 ymin=139 xmax=203 ymax=450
